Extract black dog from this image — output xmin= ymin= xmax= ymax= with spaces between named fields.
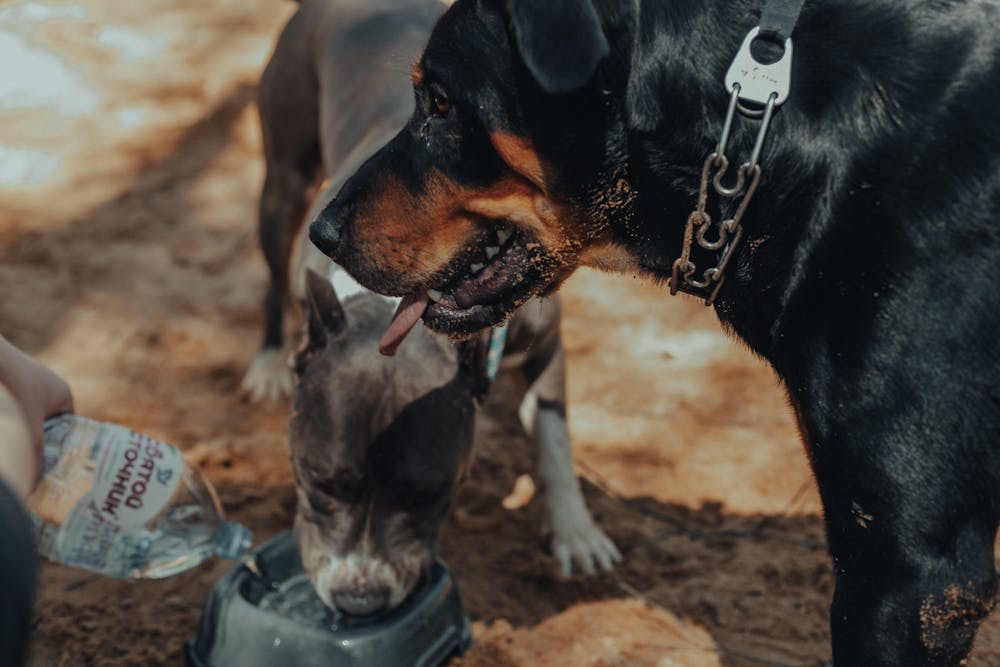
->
xmin=309 ymin=0 xmax=1000 ymax=663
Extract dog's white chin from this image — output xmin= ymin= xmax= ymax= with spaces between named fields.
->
xmin=309 ymin=553 xmax=418 ymax=613
xmin=311 ymin=568 xmax=339 ymax=610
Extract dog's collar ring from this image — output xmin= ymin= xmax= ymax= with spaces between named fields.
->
xmin=669 ymin=23 xmax=792 ymax=306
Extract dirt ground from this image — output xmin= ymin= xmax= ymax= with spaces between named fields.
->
xmin=2 ymin=1 xmax=999 ymax=666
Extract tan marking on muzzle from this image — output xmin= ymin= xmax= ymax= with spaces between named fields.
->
xmin=489 ymin=132 xmax=547 ymax=191
xmin=347 ymin=160 xmax=580 ymax=292
xmin=465 ymin=188 xmax=552 ymax=238
xmin=349 ymin=172 xmax=483 ymax=284
xmin=486 ymin=132 xmax=600 ymax=256
xmin=465 ymin=182 xmax=595 ymax=268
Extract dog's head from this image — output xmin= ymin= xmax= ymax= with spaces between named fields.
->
xmin=290 ymin=270 xmax=475 ymax=616
xmin=310 ymin=0 xmax=636 ymax=348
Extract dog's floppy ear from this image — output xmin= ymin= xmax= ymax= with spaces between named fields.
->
xmin=304 ymin=268 xmax=347 ymax=349
xmin=507 ymin=0 xmax=609 ymax=95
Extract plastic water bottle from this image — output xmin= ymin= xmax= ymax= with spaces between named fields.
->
xmin=25 ymin=415 xmax=252 ymax=579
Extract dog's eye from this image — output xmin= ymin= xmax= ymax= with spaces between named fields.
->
xmin=432 ymin=92 xmax=452 ymax=116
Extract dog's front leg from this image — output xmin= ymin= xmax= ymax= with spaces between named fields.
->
xmin=521 ymin=339 xmax=621 ymax=576
xmin=241 ymin=164 xmax=319 ymax=401
xmin=801 ymin=414 xmax=997 ymax=665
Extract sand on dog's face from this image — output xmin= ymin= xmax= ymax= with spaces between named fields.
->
xmin=6 ymin=2 xmax=1000 ymax=666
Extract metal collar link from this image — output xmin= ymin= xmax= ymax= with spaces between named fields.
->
xmin=668 ymin=7 xmax=799 ymax=306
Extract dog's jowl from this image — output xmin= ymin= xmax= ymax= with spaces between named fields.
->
xmin=311 ymin=0 xmax=1000 ymax=663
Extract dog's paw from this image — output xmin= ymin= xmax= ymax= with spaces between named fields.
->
xmin=550 ymin=512 xmax=622 ymax=577
xmin=241 ymin=349 xmax=293 ymax=401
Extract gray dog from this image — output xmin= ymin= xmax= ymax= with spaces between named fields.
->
xmin=290 ymin=266 xmax=619 ymax=614
xmin=243 ymin=0 xmax=620 ymax=615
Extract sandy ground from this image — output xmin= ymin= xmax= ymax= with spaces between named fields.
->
xmin=2 ymin=1 xmax=999 ymax=666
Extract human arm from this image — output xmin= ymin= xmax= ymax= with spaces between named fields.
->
xmin=0 ymin=336 xmax=73 ymax=499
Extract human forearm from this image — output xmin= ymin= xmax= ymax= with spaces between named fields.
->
xmin=0 ymin=336 xmax=73 ymax=447
xmin=0 ymin=382 xmax=36 ymax=500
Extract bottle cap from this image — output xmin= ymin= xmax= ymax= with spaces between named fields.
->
xmin=216 ymin=521 xmax=254 ymax=560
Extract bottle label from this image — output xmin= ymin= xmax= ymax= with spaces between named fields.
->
xmin=40 ymin=419 xmax=184 ymax=575
xmin=88 ymin=425 xmax=183 ymax=529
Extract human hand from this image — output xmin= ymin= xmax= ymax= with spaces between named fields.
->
xmin=0 ymin=336 xmax=73 ymax=498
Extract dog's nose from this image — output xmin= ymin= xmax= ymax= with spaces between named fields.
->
xmin=331 ymin=584 xmax=389 ymax=616
xmin=309 ymin=201 xmax=347 ymax=259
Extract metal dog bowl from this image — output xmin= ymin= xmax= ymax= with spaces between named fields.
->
xmin=186 ymin=531 xmax=471 ymax=667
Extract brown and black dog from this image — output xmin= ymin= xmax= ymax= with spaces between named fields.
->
xmin=310 ymin=0 xmax=1000 ymax=664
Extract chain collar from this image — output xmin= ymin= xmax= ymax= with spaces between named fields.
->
xmin=668 ymin=21 xmax=796 ymax=305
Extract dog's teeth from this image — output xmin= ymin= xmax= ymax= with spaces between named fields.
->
xmin=470 ymin=263 xmax=485 ymax=274
xmin=496 ymin=229 xmax=512 ymax=245
xmin=427 ymin=289 xmax=443 ymax=302
xmin=485 ymin=246 xmax=500 ymax=259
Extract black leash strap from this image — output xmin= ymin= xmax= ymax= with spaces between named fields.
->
xmin=759 ymin=0 xmax=806 ymax=43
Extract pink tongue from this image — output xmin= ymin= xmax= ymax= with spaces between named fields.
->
xmin=379 ymin=292 xmax=430 ymax=356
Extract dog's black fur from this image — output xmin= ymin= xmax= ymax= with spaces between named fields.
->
xmin=310 ymin=0 xmax=1000 ymax=663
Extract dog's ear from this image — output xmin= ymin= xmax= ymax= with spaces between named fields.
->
xmin=507 ymin=0 xmax=609 ymax=95
xmin=304 ymin=268 xmax=347 ymax=349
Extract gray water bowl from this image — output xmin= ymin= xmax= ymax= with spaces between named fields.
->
xmin=186 ymin=531 xmax=471 ymax=667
